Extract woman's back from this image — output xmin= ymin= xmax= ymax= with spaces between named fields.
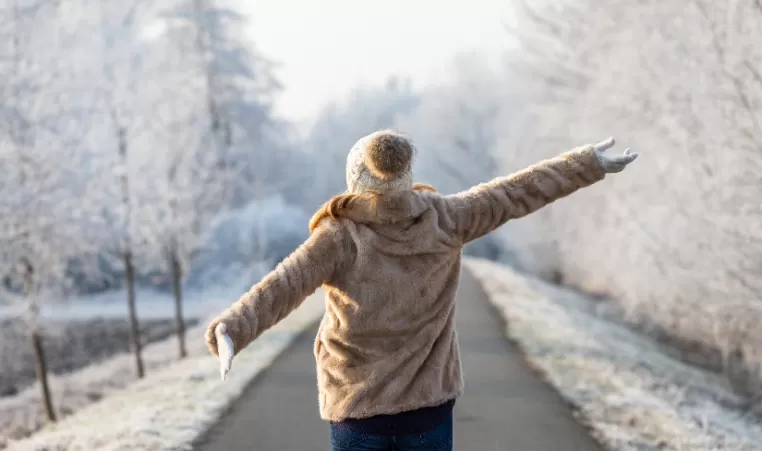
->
xmin=313 ymin=188 xmax=468 ymax=422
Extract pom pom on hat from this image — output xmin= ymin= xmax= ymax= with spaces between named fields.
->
xmin=362 ymin=130 xmax=414 ymax=180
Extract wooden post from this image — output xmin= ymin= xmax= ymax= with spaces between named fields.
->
xmin=31 ymin=331 xmax=56 ymax=422
xmin=124 ymin=250 xmax=144 ymax=378
xmin=170 ymin=248 xmax=186 ymax=358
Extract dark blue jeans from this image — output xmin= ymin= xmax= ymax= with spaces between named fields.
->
xmin=330 ymin=414 xmax=453 ymax=451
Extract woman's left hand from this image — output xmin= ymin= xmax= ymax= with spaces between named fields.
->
xmin=593 ymin=137 xmax=638 ymax=173
xmin=205 ymin=321 xmax=235 ymax=380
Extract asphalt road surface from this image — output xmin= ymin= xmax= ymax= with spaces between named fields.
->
xmin=194 ymin=268 xmax=604 ymax=450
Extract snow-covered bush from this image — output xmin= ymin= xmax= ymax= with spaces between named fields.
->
xmin=186 ymin=196 xmax=309 ymax=291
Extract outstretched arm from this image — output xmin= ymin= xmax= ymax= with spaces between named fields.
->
xmin=205 ymin=220 xmax=348 ymax=360
xmin=443 ymin=137 xmax=637 ymax=243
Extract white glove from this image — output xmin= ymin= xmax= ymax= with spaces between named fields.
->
xmin=593 ymin=137 xmax=638 ymax=173
xmin=215 ymin=323 xmax=235 ymax=380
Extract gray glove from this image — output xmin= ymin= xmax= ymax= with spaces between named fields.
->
xmin=215 ymin=323 xmax=235 ymax=380
xmin=593 ymin=137 xmax=638 ymax=173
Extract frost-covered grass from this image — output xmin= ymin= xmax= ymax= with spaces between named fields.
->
xmin=0 ymin=316 xmax=200 ymax=397
xmin=0 ymin=267 xmax=265 ymax=449
xmin=4 ymin=290 xmax=325 ymax=451
xmin=0 ymin=316 xmax=206 ymax=449
xmin=465 ymin=258 xmax=762 ymax=451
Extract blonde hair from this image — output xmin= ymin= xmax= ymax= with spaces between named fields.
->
xmin=309 ymin=183 xmax=436 ymax=234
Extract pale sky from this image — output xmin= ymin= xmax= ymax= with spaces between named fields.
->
xmin=240 ymin=0 xmax=512 ymax=125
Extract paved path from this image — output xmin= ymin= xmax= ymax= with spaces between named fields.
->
xmin=194 ymin=269 xmax=603 ymax=450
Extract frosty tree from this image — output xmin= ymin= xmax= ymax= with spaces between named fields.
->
xmin=159 ymin=0 xmax=286 ymax=203
xmin=90 ymin=0 xmax=158 ymax=378
xmin=134 ymin=27 xmax=219 ymax=357
xmin=132 ymin=0 xmax=287 ymax=358
xmin=0 ymin=0 xmax=104 ymax=421
xmin=504 ymin=0 xmax=762 ymax=397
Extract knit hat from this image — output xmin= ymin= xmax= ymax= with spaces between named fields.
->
xmin=345 ymin=130 xmax=415 ymax=193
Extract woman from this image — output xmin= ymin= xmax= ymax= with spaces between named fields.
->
xmin=205 ymin=130 xmax=638 ymax=450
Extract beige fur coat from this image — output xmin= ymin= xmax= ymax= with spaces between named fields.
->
xmin=205 ymin=145 xmax=607 ymax=422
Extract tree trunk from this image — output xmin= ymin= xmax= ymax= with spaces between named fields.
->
xmin=124 ymin=250 xmax=144 ymax=378
xmin=31 ymin=331 xmax=56 ymax=422
xmin=114 ymin=120 xmax=143 ymax=378
xmin=170 ymin=248 xmax=186 ymax=359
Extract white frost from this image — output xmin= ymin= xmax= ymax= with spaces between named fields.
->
xmin=4 ymin=291 xmax=325 ymax=451
xmin=465 ymin=258 xmax=762 ymax=451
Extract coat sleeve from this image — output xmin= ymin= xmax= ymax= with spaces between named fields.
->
xmin=441 ymin=145 xmax=607 ymax=244
xmin=205 ymin=220 xmax=348 ymax=356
